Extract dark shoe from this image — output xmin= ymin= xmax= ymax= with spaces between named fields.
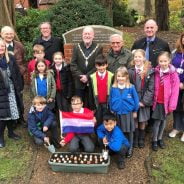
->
xmin=126 ymin=148 xmax=133 ymax=158
xmin=8 ymin=132 xmax=21 ymax=140
xmin=117 ymin=161 xmax=125 ymax=169
xmin=152 ymin=141 xmax=158 ymax=151
xmin=158 ymin=140 xmax=166 ymax=149
xmin=51 ymin=139 xmax=61 ymax=149
xmin=138 ymin=139 xmax=145 ymax=148
xmin=0 ymin=139 xmax=5 ymax=148
xmin=133 ymin=141 xmax=138 ymax=148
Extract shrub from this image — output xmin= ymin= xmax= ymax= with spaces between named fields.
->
xmin=16 ymin=0 xmax=112 ymax=61
xmin=16 ymin=9 xmax=47 ymax=61
xmin=169 ymin=11 xmax=184 ymax=31
xmin=46 ymin=0 xmax=113 ymax=38
xmin=113 ymin=0 xmax=138 ymax=27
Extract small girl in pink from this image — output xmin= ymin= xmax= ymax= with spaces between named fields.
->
xmin=152 ymin=52 xmax=180 ymax=151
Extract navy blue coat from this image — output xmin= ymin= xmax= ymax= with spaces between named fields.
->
xmin=28 ymin=106 xmax=55 ymax=139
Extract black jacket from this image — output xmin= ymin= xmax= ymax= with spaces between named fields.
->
xmin=51 ymin=63 xmax=73 ymax=98
xmin=0 ymin=55 xmax=23 ymax=119
xmin=33 ymin=36 xmax=63 ymax=63
xmin=70 ymin=42 xmax=103 ymax=89
xmin=128 ymin=67 xmax=154 ymax=106
xmin=131 ymin=37 xmax=170 ymax=67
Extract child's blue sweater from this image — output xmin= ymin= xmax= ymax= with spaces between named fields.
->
xmin=97 ymin=124 xmax=130 ymax=152
xmin=109 ymin=86 xmax=139 ymax=115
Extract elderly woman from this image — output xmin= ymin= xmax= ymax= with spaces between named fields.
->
xmin=0 ymin=38 xmax=23 ymax=148
xmin=1 ymin=26 xmax=26 ymax=126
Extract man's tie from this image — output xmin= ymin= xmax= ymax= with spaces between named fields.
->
xmin=145 ymin=40 xmax=150 ymax=61
xmin=7 ymin=44 xmax=14 ymax=52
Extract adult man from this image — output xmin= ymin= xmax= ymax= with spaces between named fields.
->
xmin=70 ymin=26 xmax=102 ymax=108
xmin=131 ymin=19 xmax=170 ymax=67
xmin=1 ymin=26 xmax=26 ymax=128
xmin=107 ymin=34 xmax=133 ymax=73
xmin=1 ymin=26 xmax=26 ymax=75
xmin=33 ymin=22 xmax=63 ymax=63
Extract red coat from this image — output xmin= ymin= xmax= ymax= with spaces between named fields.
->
xmin=153 ymin=64 xmax=180 ymax=114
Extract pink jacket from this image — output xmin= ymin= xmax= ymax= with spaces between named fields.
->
xmin=153 ymin=64 xmax=180 ymax=114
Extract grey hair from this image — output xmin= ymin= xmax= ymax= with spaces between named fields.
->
xmin=1 ymin=26 xmax=15 ymax=34
xmin=39 ymin=22 xmax=52 ymax=29
xmin=82 ymin=26 xmax=94 ymax=34
xmin=109 ymin=34 xmax=123 ymax=42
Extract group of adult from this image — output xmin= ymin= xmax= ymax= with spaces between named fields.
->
xmin=0 ymin=18 xmax=183 ymax=148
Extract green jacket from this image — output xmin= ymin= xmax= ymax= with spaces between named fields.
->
xmin=90 ymin=71 xmax=113 ymax=108
xmin=31 ymin=70 xmax=56 ymax=100
xmin=107 ymin=47 xmax=133 ymax=73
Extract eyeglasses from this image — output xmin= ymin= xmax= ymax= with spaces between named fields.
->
xmin=111 ymin=42 xmax=121 ymax=45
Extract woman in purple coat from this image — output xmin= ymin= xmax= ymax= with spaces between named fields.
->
xmin=169 ymin=33 xmax=184 ymax=142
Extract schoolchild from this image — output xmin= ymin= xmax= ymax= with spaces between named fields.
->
xmin=128 ymin=49 xmax=154 ymax=148
xmin=152 ymin=52 xmax=180 ymax=151
xmin=28 ymin=44 xmax=50 ymax=81
xmin=30 ymin=59 xmax=56 ymax=110
xmin=51 ymin=52 xmax=73 ymax=111
xmin=169 ymin=33 xmax=184 ymax=142
xmin=90 ymin=54 xmax=113 ymax=125
xmin=97 ymin=112 xmax=130 ymax=169
xmin=109 ymin=67 xmax=139 ymax=157
xmin=60 ymin=96 xmax=95 ymax=153
xmin=28 ymin=96 xmax=60 ymax=147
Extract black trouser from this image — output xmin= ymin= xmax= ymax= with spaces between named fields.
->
xmin=95 ymin=103 xmax=108 ymax=126
xmin=0 ymin=120 xmax=17 ymax=140
xmin=33 ymin=121 xmax=59 ymax=145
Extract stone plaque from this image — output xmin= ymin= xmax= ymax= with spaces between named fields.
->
xmin=62 ymin=25 xmax=123 ymax=44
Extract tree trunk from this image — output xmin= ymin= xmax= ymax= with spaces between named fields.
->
xmin=0 ymin=0 xmax=15 ymax=27
xmin=144 ymin=0 xmax=152 ymax=18
xmin=155 ymin=0 xmax=169 ymax=31
xmin=96 ymin=0 xmax=113 ymax=20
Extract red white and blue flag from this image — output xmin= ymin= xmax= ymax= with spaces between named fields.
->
xmin=60 ymin=110 xmax=94 ymax=134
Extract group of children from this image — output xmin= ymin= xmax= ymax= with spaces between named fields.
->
xmin=27 ymin=43 xmax=181 ymax=170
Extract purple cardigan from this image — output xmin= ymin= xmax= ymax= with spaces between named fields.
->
xmin=172 ymin=52 xmax=184 ymax=82
xmin=153 ymin=64 xmax=180 ymax=114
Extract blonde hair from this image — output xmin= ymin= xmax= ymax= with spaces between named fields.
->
xmin=157 ymin=51 xmax=171 ymax=63
xmin=131 ymin=49 xmax=151 ymax=79
xmin=113 ymin=67 xmax=131 ymax=88
xmin=33 ymin=44 xmax=45 ymax=54
xmin=0 ymin=38 xmax=9 ymax=63
xmin=32 ymin=96 xmax=47 ymax=106
xmin=53 ymin=51 xmax=64 ymax=60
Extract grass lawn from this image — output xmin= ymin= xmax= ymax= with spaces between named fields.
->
xmin=0 ymin=129 xmax=34 ymax=184
xmin=150 ymin=136 xmax=184 ymax=184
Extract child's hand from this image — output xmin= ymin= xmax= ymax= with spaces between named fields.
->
xmin=93 ymin=117 xmax=97 ymax=125
xmin=43 ymin=126 xmax=48 ymax=132
xmin=60 ymin=139 xmax=66 ymax=147
xmin=133 ymin=112 xmax=137 ymax=118
xmin=44 ymin=136 xmax=49 ymax=144
xmin=47 ymin=98 xmax=53 ymax=103
xmin=139 ymin=102 xmax=145 ymax=107
xmin=103 ymin=137 xmax=108 ymax=145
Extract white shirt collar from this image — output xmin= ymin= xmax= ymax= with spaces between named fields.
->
xmin=55 ymin=64 xmax=62 ymax=71
xmin=97 ymin=71 xmax=106 ymax=79
xmin=118 ymin=83 xmax=126 ymax=89
xmin=6 ymin=42 xmax=13 ymax=47
xmin=135 ymin=65 xmax=144 ymax=72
